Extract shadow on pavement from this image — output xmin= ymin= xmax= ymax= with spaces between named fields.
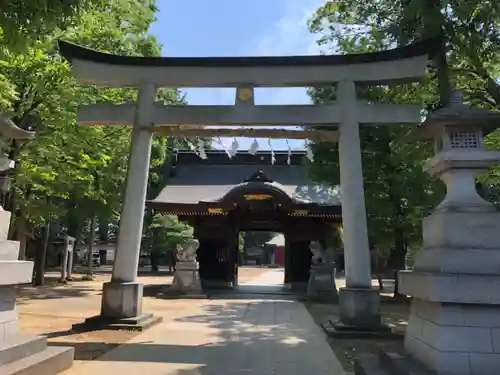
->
xmin=15 ymin=284 xmax=99 ymax=304
xmin=49 ymin=300 xmax=334 ymax=373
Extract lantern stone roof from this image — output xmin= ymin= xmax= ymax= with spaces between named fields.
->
xmin=148 ymin=150 xmax=341 ymax=210
xmin=0 ymin=115 xmax=35 ymax=139
xmin=420 ymin=91 xmax=500 ymax=139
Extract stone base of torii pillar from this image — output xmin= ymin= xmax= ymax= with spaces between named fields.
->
xmin=73 ymin=281 xmax=162 ymax=332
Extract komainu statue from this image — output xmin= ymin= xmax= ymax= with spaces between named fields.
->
xmin=175 ymin=238 xmax=199 ymax=262
xmin=309 ymin=240 xmax=325 ymax=265
xmin=307 ymin=239 xmax=338 ymax=303
xmin=172 ymin=238 xmax=203 ymax=294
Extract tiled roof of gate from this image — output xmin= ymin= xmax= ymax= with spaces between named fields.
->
xmin=151 ymin=151 xmax=340 ymax=206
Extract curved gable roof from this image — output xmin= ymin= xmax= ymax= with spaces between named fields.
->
xmin=150 ymin=151 xmax=340 ymax=207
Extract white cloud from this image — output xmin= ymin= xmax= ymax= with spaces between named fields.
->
xmin=251 ymin=1 xmax=323 ymax=56
xmin=183 ymin=0 xmax=326 ymax=150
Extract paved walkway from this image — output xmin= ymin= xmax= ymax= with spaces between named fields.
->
xmin=241 ymin=267 xmax=285 ymax=285
xmin=62 ymin=270 xmax=346 ymax=375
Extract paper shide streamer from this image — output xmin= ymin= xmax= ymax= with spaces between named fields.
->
xmin=268 ymin=139 xmax=276 ymax=165
xmin=216 ymin=137 xmax=233 ymax=159
xmin=306 ymin=145 xmax=314 ymax=162
xmin=197 ymin=138 xmax=207 ymax=160
xmin=285 ymin=139 xmax=292 ymax=165
xmin=249 ymin=138 xmax=259 ymax=155
xmin=230 ymin=138 xmax=239 ymax=157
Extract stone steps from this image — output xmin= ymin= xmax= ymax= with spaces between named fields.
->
xmin=1 ymin=346 xmax=74 ymax=375
xmin=355 ymin=355 xmax=391 ymax=375
xmin=0 ymin=335 xmax=74 ymax=375
xmin=0 ymin=207 xmax=74 ymax=375
xmin=0 ymin=336 xmax=47 ymax=365
xmin=0 ymin=260 xmax=34 ymax=285
xmin=0 ymin=240 xmax=20 ymax=260
xmin=354 ymin=346 xmax=433 ymax=375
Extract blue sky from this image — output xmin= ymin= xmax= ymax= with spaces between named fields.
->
xmin=150 ymin=0 xmax=327 ymax=150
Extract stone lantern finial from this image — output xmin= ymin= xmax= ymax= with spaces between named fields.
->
xmin=449 ymin=90 xmax=464 ymax=107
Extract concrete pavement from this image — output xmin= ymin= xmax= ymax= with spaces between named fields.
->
xmin=62 ymin=269 xmax=346 ymax=375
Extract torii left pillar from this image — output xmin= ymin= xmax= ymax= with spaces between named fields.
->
xmin=78 ymin=82 xmax=162 ymax=330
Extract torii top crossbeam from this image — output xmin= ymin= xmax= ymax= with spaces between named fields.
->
xmin=59 ymin=39 xmax=438 ymax=132
xmin=59 ymin=38 xmax=439 ymax=88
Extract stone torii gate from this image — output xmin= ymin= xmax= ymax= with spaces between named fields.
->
xmin=59 ymin=39 xmax=436 ymax=331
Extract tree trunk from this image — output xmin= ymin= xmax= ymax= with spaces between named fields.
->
xmin=34 ymin=223 xmax=50 ymax=286
xmin=433 ymin=39 xmax=452 ymax=106
xmin=73 ymin=229 xmax=82 ymax=264
xmin=17 ymin=212 xmax=27 ymax=260
xmin=98 ymin=216 xmax=109 ymax=242
xmin=423 ymin=0 xmax=452 ymax=106
xmin=87 ymin=216 xmax=97 ymax=276
xmin=390 ymin=231 xmax=407 ymax=298
xmin=374 ymin=255 xmax=384 ymax=291
xmin=18 ymin=232 xmax=27 ymax=260
xmin=60 ymin=239 xmax=69 ymax=282
xmin=150 ymin=249 xmax=160 ymax=272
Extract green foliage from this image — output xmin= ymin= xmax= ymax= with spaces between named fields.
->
xmin=242 ymin=231 xmax=275 ymax=249
xmin=0 ymin=0 xmax=158 ymax=49
xmin=307 ymin=0 xmax=500 ymax=276
xmin=308 ymin=86 xmax=444 ymax=257
xmin=0 ymin=0 xmax=191 ymax=256
xmin=146 ymin=214 xmax=193 ymax=254
xmin=238 ymin=232 xmax=245 ymax=253
xmin=309 ymin=0 xmax=500 ymax=108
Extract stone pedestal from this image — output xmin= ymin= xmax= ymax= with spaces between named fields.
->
xmin=399 ymin=208 xmax=500 ymax=375
xmin=101 ymin=281 xmax=143 ymax=318
xmin=0 ymin=210 xmax=74 ymax=374
xmin=307 ymin=263 xmax=338 ymax=303
xmin=323 ymin=287 xmax=393 ymax=339
xmin=73 ymin=281 xmax=161 ymax=331
xmin=164 ymin=238 xmax=206 ymax=298
xmin=172 ymin=262 xmax=202 ymax=293
xmin=337 ymin=287 xmax=380 ymax=327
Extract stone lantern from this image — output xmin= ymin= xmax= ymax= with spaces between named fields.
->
xmin=397 ymin=92 xmax=500 ymax=375
xmin=0 ymin=115 xmax=74 ymax=374
xmin=419 ymin=91 xmax=500 ymax=212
